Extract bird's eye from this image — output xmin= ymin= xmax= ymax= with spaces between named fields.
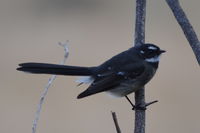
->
xmin=148 ymin=49 xmax=155 ymax=53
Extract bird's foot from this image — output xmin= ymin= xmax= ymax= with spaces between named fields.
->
xmin=125 ymin=96 xmax=158 ymax=111
xmin=132 ymin=100 xmax=158 ymax=110
xmin=132 ymin=104 xmax=146 ymax=111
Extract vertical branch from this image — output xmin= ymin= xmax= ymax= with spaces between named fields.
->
xmin=166 ymin=0 xmax=200 ymax=65
xmin=134 ymin=0 xmax=146 ymax=46
xmin=134 ymin=0 xmax=146 ymax=133
xmin=134 ymin=90 xmax=145 ymax=133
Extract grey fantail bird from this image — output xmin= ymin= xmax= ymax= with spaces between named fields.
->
xmin=17 ymin=43 xmax=165 ymax=105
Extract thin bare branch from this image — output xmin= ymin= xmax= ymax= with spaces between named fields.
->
xmin=32 ymin=41 xmax=69 ymax=133
xmin=134 ymin=0 xmax=146 ymax=46
xmin=134 ymin=0 xmax=146 ymax=133
xmin=166 ymin=0 xmax=200 ymax=65
xmin=111 ymin=111 xmax=122 ymax=133
xmin=145 ymin=100 xmax=158 ymax=107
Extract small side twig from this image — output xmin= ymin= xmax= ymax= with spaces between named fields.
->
xmin=145 ymin=100 xmax=158 ymax=107
xmin=32 ymin=41 xmax=69 ymax=133
xmin=111 ymin=111 xmax=122 ymax=133
xmin=166 ymin=0 xmax=200 ymax=65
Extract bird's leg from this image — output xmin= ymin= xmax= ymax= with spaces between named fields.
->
xmin=125 ymin=95 xmax=146 ymax=110
xmin=125 ymin=95 xmax=136 ymax=110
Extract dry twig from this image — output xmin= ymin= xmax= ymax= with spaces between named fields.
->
xmin=111 ymin=111 xmax=122 ymax=133
xmin=32 ymin=41 xmax=69 ymax=133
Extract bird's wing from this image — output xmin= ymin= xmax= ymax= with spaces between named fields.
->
xmin=77 ymin=62 xmax=145 ymax=98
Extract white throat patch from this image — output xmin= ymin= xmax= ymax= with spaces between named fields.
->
xmin=145 ymin=55 xmax=160 ymax=63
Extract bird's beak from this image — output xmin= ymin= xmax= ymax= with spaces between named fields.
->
xmin=159 ymin=50 xmax=166 ymax=54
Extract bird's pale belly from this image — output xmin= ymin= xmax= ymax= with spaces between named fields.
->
xmin=106 ymin=66 xmax=156 ymax=97
xmin=106 ymin=81 xmax=142 ymax=97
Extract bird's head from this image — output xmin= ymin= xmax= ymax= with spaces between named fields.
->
xmin=136 ymin=43 xmax=166 ymax=63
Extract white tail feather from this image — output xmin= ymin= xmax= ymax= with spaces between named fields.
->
xmin=76 ymin=76 xmax=94 ymax=84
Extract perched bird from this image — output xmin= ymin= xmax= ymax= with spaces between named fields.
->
xmin=17 ymin=43 xmax=165 ymax=101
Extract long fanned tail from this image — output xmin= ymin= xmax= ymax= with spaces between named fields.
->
xmin=17 ymin=63 xmax=94 ymax=76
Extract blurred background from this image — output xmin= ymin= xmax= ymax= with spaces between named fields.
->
xmin=0 ymin=0 xmax=199 ymax=133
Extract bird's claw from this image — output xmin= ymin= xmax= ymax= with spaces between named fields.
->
xmin=132 ymin=104 xmax=146 ymax=110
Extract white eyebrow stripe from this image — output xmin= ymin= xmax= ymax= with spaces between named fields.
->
xmin=148 ymin=46 xmax=157 ymax=50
